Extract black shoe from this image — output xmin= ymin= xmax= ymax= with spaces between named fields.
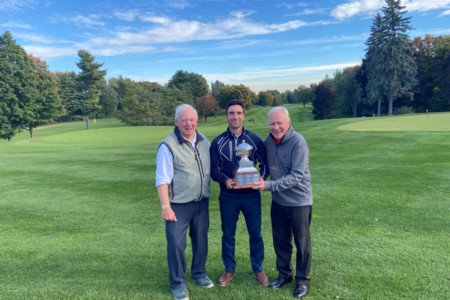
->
xmin=268 ymin=277 xmax=292 ymax=289
xmin=293 ymin=283 xmax=308 ymax=298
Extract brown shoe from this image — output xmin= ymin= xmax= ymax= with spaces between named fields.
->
xmin=254 ymin=271 xmax=269 ymax=286
xmin=218 ymin=272 xmax=235 ymax=286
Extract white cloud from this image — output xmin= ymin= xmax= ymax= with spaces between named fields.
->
xmin=268 ymin=20 xmax=309 ymax=32
xmin=404 ymin=0 xmax=450 ymax=12
xmin=440 ymin=9 xmax=450 ymax=16
xmin=114 ymin=10 xmax=140 ymax=21
xmin=296 ymin=8 xmax=325 ymax=16
xmin=331 ymin=0 xmax=384 ymax=20
xmin=91 ymin=45 xmax=157 ymax=56
xmin=276 ymin=2 xmax=308 ymax=10
xmin=14 ymin=32 xmax=55 ymax=43
xmin=0 ymin=0 xmax=36 ymax=11
xmin=71 ymin=14 xmax=105 ymax=27
xmin=287 ymin=33 xmax=368 ymax=46
xmin=166 ymin=0 xmax=191 ymax=9
xmin=140 ymin=15 xmax=172 ymax=24
xmin=78 ymin=12 xmax=318 ymax=56
xmin=51 ymin=14 xmax=105 ymax=28
xmin=0 ymin=21 xmax=31 ymax=29
xmin=22 ymin=45 xmax=76 ymax=60
xmin=331 ymin=0 xmax=450 ymax=20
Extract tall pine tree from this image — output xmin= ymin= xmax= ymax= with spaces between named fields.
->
xmin=364 ymin=0 xmax=417 ymax=116
xmin=76 ymin=49 xmax=106 ymax=129
xmin=382 ymin=0 xmax=417 ymax=115
xmin=364 ymin=13 xmax=386 ymax=116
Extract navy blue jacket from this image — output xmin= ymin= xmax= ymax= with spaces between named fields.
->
xmin=210 ymin=127 xmax=268 ymax=197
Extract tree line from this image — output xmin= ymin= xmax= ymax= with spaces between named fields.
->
xmin=0 ymin=31 xmax=107 ymax=140
xmin=0 ymin=28 xmax=298 ymax=141
xmin=1 ymin=0 xmax=450 ymax=140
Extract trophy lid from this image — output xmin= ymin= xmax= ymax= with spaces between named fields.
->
xmin=236 ymin=140 xmax=253 ymax=151
xmin=236 ymin=140 xmax=253 ymax=152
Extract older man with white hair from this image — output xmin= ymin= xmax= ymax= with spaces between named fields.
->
xmin=155 ymin=104 xmax=213 ymax=300
xmin=254 ymin=106 xmax=313 ymax=299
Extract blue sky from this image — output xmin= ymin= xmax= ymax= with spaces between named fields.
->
xmin=1 ymin=0 xmax=450 ymax=92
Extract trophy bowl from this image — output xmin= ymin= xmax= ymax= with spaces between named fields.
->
xmin=233 ymin=140 xmax=260 ymax=189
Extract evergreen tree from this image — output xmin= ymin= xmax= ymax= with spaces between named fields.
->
xmin=76 ymin=49 xmax=107 ymax=129
xmin=382 ymin=0 xmax=417 ymax=115
xmin=364 ymin=13 xmax=386 ymax=116
xmin=211 ymin=80 xmax=225 ymax=98
xmin=365 ymin=0 xmax=417 ymax=116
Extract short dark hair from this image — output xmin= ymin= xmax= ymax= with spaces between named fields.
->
xmin=226 ymin=99 xmax=245 ymax=114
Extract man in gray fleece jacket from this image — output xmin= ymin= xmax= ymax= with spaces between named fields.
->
xmin=254 ymin=106 xmax=312 ymax=299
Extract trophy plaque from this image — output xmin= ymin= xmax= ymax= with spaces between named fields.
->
xmin=233 ymin=140 xmax=260 ymax=189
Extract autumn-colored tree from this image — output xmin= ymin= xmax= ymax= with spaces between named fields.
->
xmin=195 ymin=95 xmax=219 ymax=122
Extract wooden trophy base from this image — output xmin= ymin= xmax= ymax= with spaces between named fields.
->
xmin=233 ymin=183 xmax=257 ymax=189
xmin=233 ymin=171 xmax=259 ymax=189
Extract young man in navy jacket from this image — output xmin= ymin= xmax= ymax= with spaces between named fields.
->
xmin=210 ymin=99 xmax=269 ymax=287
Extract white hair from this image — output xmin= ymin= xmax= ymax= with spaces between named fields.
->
xmin=268 ymin=106 xmax=290 ymax=122
xmin=175 ymin=104 xmax=198 ymax=120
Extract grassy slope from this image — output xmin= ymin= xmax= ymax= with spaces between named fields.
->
xmin=0 ymin=109 xmax=449 ymax=299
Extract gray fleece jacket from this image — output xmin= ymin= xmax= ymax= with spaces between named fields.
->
xmin=264 ymin=126 xmax=313 ymax=207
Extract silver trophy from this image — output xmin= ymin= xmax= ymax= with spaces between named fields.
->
xmin=233 ymin=140 xmax=260 ymax=189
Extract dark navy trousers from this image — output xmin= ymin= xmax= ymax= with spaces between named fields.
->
xmin=219 ymin=193 xmax=264 ymax=273
xmin=165 ymin=199 xmax=209 ymax=289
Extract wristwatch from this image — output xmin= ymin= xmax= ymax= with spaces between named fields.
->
xmin=161 ymin=204 xmax=171 ymax=210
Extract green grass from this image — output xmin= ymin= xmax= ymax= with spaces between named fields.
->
xmin=338 ymin=112 xmax=450 ymax=131
xmin=1 ymin=109 xmax=449 ymax=300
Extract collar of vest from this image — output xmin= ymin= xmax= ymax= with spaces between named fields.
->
xmin=173 ymin=126 xmax=204 ymax=144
